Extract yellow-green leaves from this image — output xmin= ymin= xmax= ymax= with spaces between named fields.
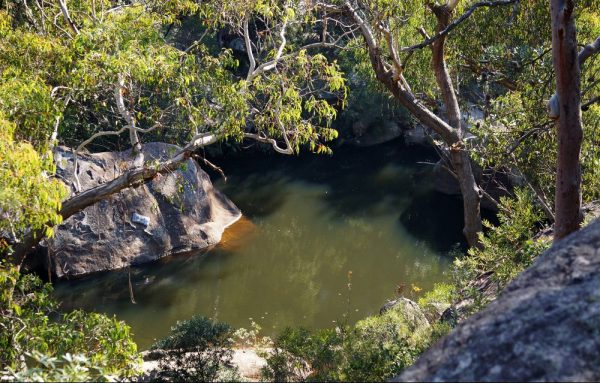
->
xmin=246 ymin=48 xmax=346 ymax=154
xmin=0 ymin=117 xmax=68 ymax=251
xmin=0 ymin=77 xmax=60 ymax=150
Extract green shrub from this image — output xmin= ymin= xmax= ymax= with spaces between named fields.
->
xmin=151 ymin=315 xmax=231 ymax=350
xmin=262 ymin=304 xmax=451 ymax=382
xmin=451 ymin=189 xmax=551 ymax=312
xmin=1 ymin=351 xmax=122 ymax=382
xmin=457 ymin=189 xmax=550 ymax=286
xmin=0 ymin=263 xmax=141 ymax=380
xmin=262 ymin=327 xmax=342 ymax=382
xmin=150 ymin=315 xmax=239 ymax=382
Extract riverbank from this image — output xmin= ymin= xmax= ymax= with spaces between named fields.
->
xmin=52 ymin=138 xmax=463 ymax=349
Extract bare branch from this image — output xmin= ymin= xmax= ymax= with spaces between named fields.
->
xmin=582 ymin=95 xmax=600 ymax=111
xmin=75 ymin=125 xmax=161 ymax=155
xmin=57 ymin=0 xmax=79 ymax=35
xmin=400 ymin=0 xmax=519 ymax=53
xmin=578 ymin=36 xmax=600 ymax=66
xmin=247 ymin=15 xmax=289 ymax=81
xmin=243 ymin=132 xmax=293 ymax=155
xmin=32 ymin=0 xmax=48 ymax=34
xmin=244 ymin=18 xmax=257 ymax=81
xmin=21 ymin=0 xmax=42 ymax=33
xmin=344 ymin=0 xmax=378 ymax=51
xmin=114 ymin=74 xmax=142 ymax=153
xmin=194 ymin=154 xmax=227 ymax=181
xmin=548 ymin=36 xmax=600 ymax=117
xmin=378 ymin=23 xmax=403 ymax=80
xmin=183 ymin=29 xmax=210 ymax=54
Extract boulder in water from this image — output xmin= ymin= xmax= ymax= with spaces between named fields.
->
xmin=46 ymin=142 xmax=241 ymax=278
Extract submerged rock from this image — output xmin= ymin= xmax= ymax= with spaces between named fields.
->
xmin=395 ymin=219 xmax=600 ymax=382
xmin=46 ymin=143 xmax=241 ymax=278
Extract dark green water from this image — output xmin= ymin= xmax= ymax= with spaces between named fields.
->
xmin=53 ymin=140 xmax=465 ymax=350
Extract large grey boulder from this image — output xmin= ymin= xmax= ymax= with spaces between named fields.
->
xmin=47 ymin=143 xmax=241 ymax=278
xmin=395 ymin=219 xmax=600 ymax=382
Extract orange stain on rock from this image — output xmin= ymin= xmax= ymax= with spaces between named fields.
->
xmin=218 ymin=215 xmax=258 ymax=252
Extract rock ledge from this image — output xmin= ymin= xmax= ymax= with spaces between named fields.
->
xmin=396 ymin=219 xmax=600 ymax=382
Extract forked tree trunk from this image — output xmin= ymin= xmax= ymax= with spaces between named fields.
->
xmin=346 ymin=1 xmax=482 ymax=247
xmin=431 ymin=5 xmax=482 ymax=248
xmin=550 ymin=0 xmax=583 ymax=240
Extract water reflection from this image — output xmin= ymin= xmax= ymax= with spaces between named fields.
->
xmin=53 ymin=140 xmax=463 ymax=349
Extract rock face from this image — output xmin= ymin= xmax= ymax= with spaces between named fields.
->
xmin=395 ymin=219 xmax=600 ymax=382
xmin=47 ymin=143 xmax=241 ymax=278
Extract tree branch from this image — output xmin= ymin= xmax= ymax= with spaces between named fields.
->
xmin=344 ymin=0 xmax=378 ymax=51
xmin=246 ymin=15 xmax=288 ymax=81
xmin=114 ymin=74 xmax=142 ymax=153
xmin=582 ymin=95 xmax=600 ymax=111
xmin=548 ymin=36 xmax=600 ymax=118
xmin=400 ymin=0 xmax=519 ymax=53
xmin=57 ymin=0 xmax=79 ymax=35
xmin=578 ymin=36 xmax=600 ymax=66
xmin=244 ymin=18 xmax=256 ymax=82
xmin=243 ymin=132 xmax=293 ymax=154
xmin=8 ymin=131 xmax=221 ymax=266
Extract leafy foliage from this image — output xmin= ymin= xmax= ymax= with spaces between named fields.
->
xmin=1 ymin=0 xmax=348 ymax=155
xmin=150 ymin=315 xmax=239 ymax=382
xmin=262 ymin=304 xmax=450 ymax=382
xmin=457 ymin=189 xmax=550 ymax=288
xmin=0 ymin=264 xmax=140 ymax=379
xmin=442 ymin=189 xmax=552 ymax=316
xmin=151 ymin=315 xmax=231 ymax=351
xmin=2 ymin=351 xmax=122 ymax=382
xmin=463 ymin=1 xmax=600 ymax=206
xmin=0 ymin=117 xmax=67 ymax=245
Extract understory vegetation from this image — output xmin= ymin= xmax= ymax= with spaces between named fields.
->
xmin=0 ymin=0 xmax=599 ymax=380
xmin=143 ymin=188 xmax=556 ymax=382
xmin=0 ymin=263 xmax=140 ymax=381
xmin=257 ymin=189 xmax=554 ymax=382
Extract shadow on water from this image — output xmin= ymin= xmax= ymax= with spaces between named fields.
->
xmin=214 ymin=139 xmax=466 ymax=249
xmin=53 ymin=138 xmax=468 ymax=349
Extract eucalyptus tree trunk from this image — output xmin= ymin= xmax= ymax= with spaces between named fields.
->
xmin=431 ymin=4 xmax=482 ymax=248
xmin=550 ymin=0 xmax=583 ymax=240
xmin=345 ymin=1 xmax=482 ymax=247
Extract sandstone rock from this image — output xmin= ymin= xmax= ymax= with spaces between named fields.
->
xmin=46 ymin=143 xmax=241 ymax=278
xmin=395 ymin=219 xmax=600 ymax=382
xmin=379 ymin=297 xmax=430 ymax=329
xmin=142 ymin=348 xmax=269 ymax=382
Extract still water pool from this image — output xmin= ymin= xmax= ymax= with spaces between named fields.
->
xmin=53 ymin=140 xmax=465 ymax=349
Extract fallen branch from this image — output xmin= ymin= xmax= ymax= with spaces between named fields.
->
xmin=7 ymin=132 xmax=219 ymax=267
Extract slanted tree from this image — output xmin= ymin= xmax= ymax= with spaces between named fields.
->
xmin=338 ymin=0 xmax=493 ymax=247
xmin=306 ymin=0 xmax=522 ymax=247
xmin=0 ymin=0 xmax=347 ymax=264
xmin=328 ymin=0 xmax=599 ymax=245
